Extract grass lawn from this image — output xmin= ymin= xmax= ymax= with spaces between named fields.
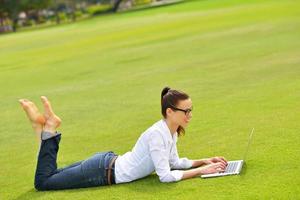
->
xmin=0 ymin=0 xmax=300 ymax=199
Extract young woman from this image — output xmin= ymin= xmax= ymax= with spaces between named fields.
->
xmin=19 ymin=87 xmax=227 ymax=191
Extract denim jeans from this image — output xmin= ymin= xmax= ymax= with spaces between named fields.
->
xmin=34 ymin=133 xmax=117 ymax=190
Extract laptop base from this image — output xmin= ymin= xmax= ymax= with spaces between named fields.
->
xmin=201 ymin=160 xmax=244 ymax=178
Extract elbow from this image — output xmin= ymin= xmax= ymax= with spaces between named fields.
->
xmin=170 ymin=164 xmax=180 ymax=170
xmin=159 ymin=178 xmax=172 ymax=183
xmin=158 ymin=176 xmax=176 ymax=183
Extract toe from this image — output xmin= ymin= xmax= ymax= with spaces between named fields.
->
xmin=41 ymin=96 xmax=49 ymax=106
xmin=41 ymin=96 xmax=55 ymax=115
xmin=19 ymin=99 xmax=29 ymax=109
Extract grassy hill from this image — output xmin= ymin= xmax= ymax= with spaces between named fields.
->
xmin=0 ymin=0 xmax=299 ymax=199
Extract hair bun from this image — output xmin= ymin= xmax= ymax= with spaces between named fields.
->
xmin=161 ymin=86 xmax=171 ymax=100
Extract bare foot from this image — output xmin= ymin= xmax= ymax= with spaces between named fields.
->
xmin=41 ymin=96 xmax=61 ymax=134
xmin=19 ymin=99 xmax=46 ymax=142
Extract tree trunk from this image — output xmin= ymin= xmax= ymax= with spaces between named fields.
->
xmin=54 ymin=0 xmax=60 ymax=24
xmin=113 ymin=0 xmax=123 ymax=12
xmin=12 ymin=18 xmax=18 ymax=32
xmin=11 ymin=9 xmax=18 ymax=32
xmin=55 ymin=11 xmax=60 ymax=24
xmin=71 ymin=2 xmax=76 ymax=22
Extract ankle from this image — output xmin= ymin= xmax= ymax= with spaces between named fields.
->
xmin=41 ymin=131 xmax=60 ymax=141
xmin=32 ymin=123 xmax=43 ymax=133
xmin=43 ymin=126 xmax=56 ymax=134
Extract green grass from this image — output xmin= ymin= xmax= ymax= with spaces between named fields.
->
xmin=0 ymin=0 xmax=300 ymax=199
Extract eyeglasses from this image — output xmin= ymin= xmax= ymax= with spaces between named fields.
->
xmin=169 ymin=105 xmax=193 ymax=116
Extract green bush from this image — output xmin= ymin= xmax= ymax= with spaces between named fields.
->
xmin=87 ymin=4 xmax=113 ymax=15
xmin=58 ymin=12 xmax=67 ymax=22
xmin=37 ymin=16 xmax=47 ymax=24
xmin=134 ymin=0 xmax=152 ymax=6
xmin=23 ymin=19 xmax=35 ymax=27
xmin=48 ymin=14 xmax=56 ymax=22
xmin=74 ymin=10 xmax=83 ymax=18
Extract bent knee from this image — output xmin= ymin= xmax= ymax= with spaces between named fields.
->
xmin=34 ymin=180 xmax=48 ymax=191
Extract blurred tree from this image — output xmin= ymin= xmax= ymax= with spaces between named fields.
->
xmin=0 ymin=0 xmax=53 ymax=32
xmin=0 ymin=0 xmax=22 ymax=31
xmin=0 ymin=0 xmax=158 ymax=33
xmin=54 ymin=0 xmax=83 ymax=23
xmin=113 ymin=0 xmax=123 ymax=12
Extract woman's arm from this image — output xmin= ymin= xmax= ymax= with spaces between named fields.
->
xmin=170 ymin=135 xmax=227 ymax=169
xmin=182 ymin=161 xmax=227 ymax=180
xmin=191 ymin=157 xmax=228 ymax=168
xmin=149 ymin=131 xmax=185 ymax=182
xmin=191 ymin=159 xmax=208 ymax=167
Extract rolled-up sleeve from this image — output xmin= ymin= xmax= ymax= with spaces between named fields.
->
xmin=149 ymin=131 xmax=183 ymax=182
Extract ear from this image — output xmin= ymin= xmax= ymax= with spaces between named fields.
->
xmin=166 ymin=108 xmax=173 ymax=117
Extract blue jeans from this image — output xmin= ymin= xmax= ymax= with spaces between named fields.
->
xmin=34 ymin=133 xmax=117 ymax=190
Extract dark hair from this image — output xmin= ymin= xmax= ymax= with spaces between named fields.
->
xmin=161 ymin=86 xmax=190 ymax=136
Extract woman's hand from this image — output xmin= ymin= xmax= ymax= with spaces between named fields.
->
xmin=204 ymin=156 xmax=228 ymax=166
xmin=182 ymin=160 xmax=227 ymax=180
xmin=199 ymin=162 xmax=227 ymax=175
xmin=191 ymin=156 xmax=227 ymax=168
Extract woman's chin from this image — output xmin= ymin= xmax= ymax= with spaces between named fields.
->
xmin=181 ymin=121 xmax=189 ymax=128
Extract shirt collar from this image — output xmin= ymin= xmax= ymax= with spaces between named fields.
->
xmin=161 ymin=119 xmax=175 ymax=143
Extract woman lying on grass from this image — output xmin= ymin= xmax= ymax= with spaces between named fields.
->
xmin=19 ymin=87 xmax=228 ymax=190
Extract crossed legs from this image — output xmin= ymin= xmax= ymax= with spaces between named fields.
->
xmin=19 ymin=97 xmax=110 ymax=190
xmin=19 ymin=97 xmax=85 ymax=190
xmin=19 ymin=96 xmax=61 ymax=143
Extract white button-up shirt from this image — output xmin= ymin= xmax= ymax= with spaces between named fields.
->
xmin=115 ymin=119 xmax=193 ymax=184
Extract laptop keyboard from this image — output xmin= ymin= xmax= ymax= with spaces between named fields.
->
xmin=224 ymin=161 xmax=239 ymax=173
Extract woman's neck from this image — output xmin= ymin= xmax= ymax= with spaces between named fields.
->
xmin=164 ymin=118 xmax=178 ymax=135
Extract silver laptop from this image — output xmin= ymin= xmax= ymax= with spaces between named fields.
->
xmin=201 ymin=128 xmax=254 ymax=178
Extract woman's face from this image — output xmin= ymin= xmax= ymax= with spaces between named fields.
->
xmin=167 ymin=98 xmax=193 ymax=128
